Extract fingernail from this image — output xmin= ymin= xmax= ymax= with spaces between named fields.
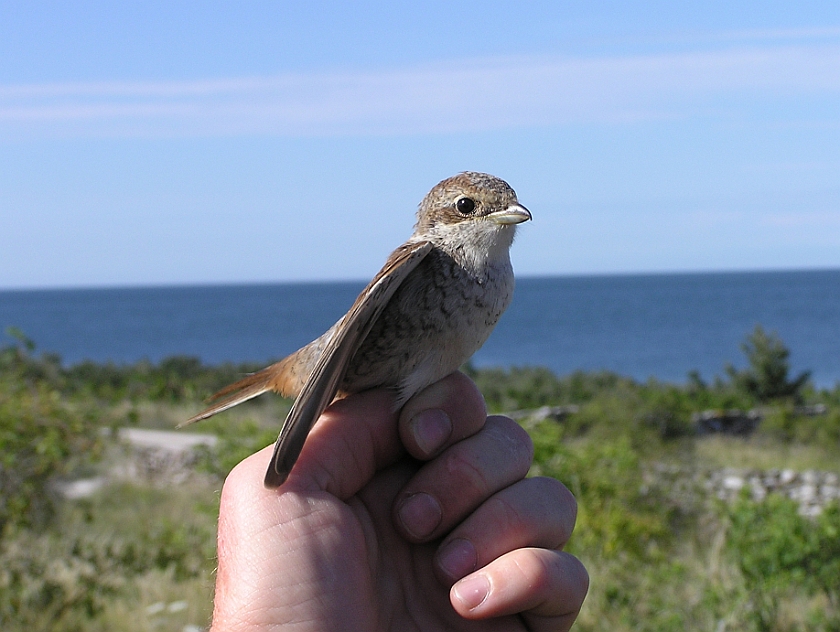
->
xmin=398 ymin=492 xmax=442 ymax=539
xmin=411 ymin=409 xmax=452 ymax=455
xmin=452 ymin=573 xmax=490 ymax=610
xmin=437 ymin=538 xmax=477 ymax=581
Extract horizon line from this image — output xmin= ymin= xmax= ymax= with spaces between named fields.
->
xmin=3 ymin=265 xmax=839 ymax=293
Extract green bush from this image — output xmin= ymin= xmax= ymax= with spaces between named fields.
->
xmin=465 ymin=364 xmax=627 ymax=413
xmin=759 ymin=406 xmax=840 ymax=446
xmin=194 ymin=416 xmax=283 ymax=478
xmin=61 ymin=356 xmax=267 ymax=403
xmin=726 ymin=496 xmax=840 ymax=630
xmin=637 ymin=382 xmax=696 ymax=439
xmin=531 ymin=420 xmax=675 ymax=561
xmin=0 ymin=374 xmax=102 ymax=536
xmin=0 ymin=484 xmax=217 ymax=630
xmin=2 ymin=327 xmax=268 ymax=404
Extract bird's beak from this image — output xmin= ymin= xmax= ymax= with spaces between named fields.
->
xmin=488 ymin=203 xmax=532 ymax=225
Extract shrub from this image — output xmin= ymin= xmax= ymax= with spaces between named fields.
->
xmin=0 ymin=373 xmax=102 ymax=536
xmin=465 ymin=364 xmax=627 ymax=413
xmin=638 ymin=382 xmax=695 ymax=439
xmin=726 ymin=326 xmax=811 ymax=404
xmin=194 ymin=416 xmax=282 ymax=478
xmin=0 ymin=484 xmax=217 ymax=630
xmin=726 ymin=496 xmax=840 ymax=629
xmin=530 ymin=421 xmax=675 ymax=561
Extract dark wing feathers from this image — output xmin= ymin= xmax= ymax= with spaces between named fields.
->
xmin=263 ymin=240 xmax=433 ymax=487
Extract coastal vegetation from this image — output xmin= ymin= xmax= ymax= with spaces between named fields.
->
xmin=1 ymin=325 xmax=839 ymax=631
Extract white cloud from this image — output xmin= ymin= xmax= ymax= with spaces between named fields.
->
xmin=1 ymin=42 xmax=839 ymax=139
xmin=763 ymin=210 xmax=840 ymax=228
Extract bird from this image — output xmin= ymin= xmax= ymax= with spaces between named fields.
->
xmin=185 ymin=171 xmax=531 ymax=488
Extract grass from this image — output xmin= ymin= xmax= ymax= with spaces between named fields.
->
xmin=90 ymin=571 xmax=211 ymax=632
xmin=2 ymin=332 xmax=840 ymax=631
xmin=0 ymin=480 xmax=218 ymax=631
xmin=693 ymin=435 xmax=840 ymax=473
xmin=5 ymin=403 xmax=840 ymax=632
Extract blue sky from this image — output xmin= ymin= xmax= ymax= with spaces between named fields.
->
xmin=2 ymin=2 xmax=839 ymax=289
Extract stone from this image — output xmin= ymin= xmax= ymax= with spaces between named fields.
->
xmin=722 ymin=475 xmax=745 ymax=491
xmin=802 ymin=470 xmax=820 ymax=486
xmin=791 ymin=484 xmax=818 ymax=503
xmin=800 ymin=504 xmax=823 ymax=518
xmin=820 ymin=485 xmax=840 ymax=500
xmin=780 ymin=469 xmax=797 ymax=485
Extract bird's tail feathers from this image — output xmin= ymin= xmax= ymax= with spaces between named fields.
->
xmin=181 ymin=357 xmax=304 ymax=426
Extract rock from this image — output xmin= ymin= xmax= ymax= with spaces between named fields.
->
xmin=762 ymin=472 xmax=780 ymax=490
xmin=692 ymin=403 xmax=826 ymax=436
xmin=722 ymin=475 xmax=745 ymax=491
xmin=780 ymin=469 xmax=797 ymax=485
xmin=802 ymin=470 xmax=820 ymax=486
xmin=54 ymin=476 xmax=106 ymax=500
xmin=112 ymin=428 xmax=219 ymax=484
xmin=506 ymin=405 xmax=579 ymax=423
xmin=700 ymin=465 xmax=840 ymax=517
xmin=791 ymin=484 xmax=818 ymax=503
xmin=693 ymin=409 xmax=761 ymax=435
xmin=794 ymin=404 xmax=827 ymax=416
xmin=119 ymin=428 xmax=218 ymax=451
xmin=800 ymin=504 xmax=824 ymax=518
xmin=821 ymin=485 xmax=840 ymax=500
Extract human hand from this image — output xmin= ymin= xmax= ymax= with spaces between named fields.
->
xmin=210 ymin=372 xmax=588 ymax=631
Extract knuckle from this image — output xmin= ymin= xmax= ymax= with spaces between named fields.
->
xmin=485 ymin=493 xmax=529 ymax=534
xmin=529 ymin=476 xmax=578 ymax=546
xmin=444 ymin=447 xmax=491 ymax=495
xmin=485 ymin=416 xmax=534 ymax=473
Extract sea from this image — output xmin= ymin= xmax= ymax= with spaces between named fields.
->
xmin=2 ymin=270 xmax=839 ymax=387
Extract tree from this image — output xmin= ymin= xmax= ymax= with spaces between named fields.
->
xmin=726 ymin=325 xmax=810 ymax=403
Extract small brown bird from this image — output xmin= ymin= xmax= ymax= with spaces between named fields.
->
xmin=186 ymin=172 xmax=531 ymax=487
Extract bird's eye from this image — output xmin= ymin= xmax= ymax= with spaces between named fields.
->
xmin=455 ymin=197 xmax=476 ymax=215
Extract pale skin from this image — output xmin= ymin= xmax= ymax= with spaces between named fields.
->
xmin=210 ymin=372 xmax=589 ymax=631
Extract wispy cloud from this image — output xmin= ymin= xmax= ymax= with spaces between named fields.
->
xmin=764 ymin=210 xmax=840 ymax=228
xmin=2 ymin=41 xmax=839 ymax=139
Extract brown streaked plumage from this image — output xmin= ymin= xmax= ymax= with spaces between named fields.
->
xmin=185 ymin=172 xmax=531 ymax=487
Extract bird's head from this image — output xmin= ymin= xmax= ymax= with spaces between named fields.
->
xmin=412 ymin=172 xmax=531 ymax=264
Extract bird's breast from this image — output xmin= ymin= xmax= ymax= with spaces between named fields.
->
xmin=341 ymin=248 xmax=514 ymax=403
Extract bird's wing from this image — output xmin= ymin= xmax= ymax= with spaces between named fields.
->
xmin=264 ymin=240 xmax=433 ymax=487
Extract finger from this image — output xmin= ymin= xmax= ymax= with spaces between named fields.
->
xmin=398 ymin=371 xmax=487 ymax=459
xmin=289 ymin=372 xmax=486 ymax=498
xmin=394 ymin=415 xmax=533 ymax=542
xmin=434 ymin=476 xmax=577 ymax=584
xmin=451 ymin=548 xmax=589 ymax=632
xmin=287 ymin=387 xmax=405 ymax=498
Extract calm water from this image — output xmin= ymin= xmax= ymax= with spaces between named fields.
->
xmin=2 ymin=270 xmax=839 ymax=386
